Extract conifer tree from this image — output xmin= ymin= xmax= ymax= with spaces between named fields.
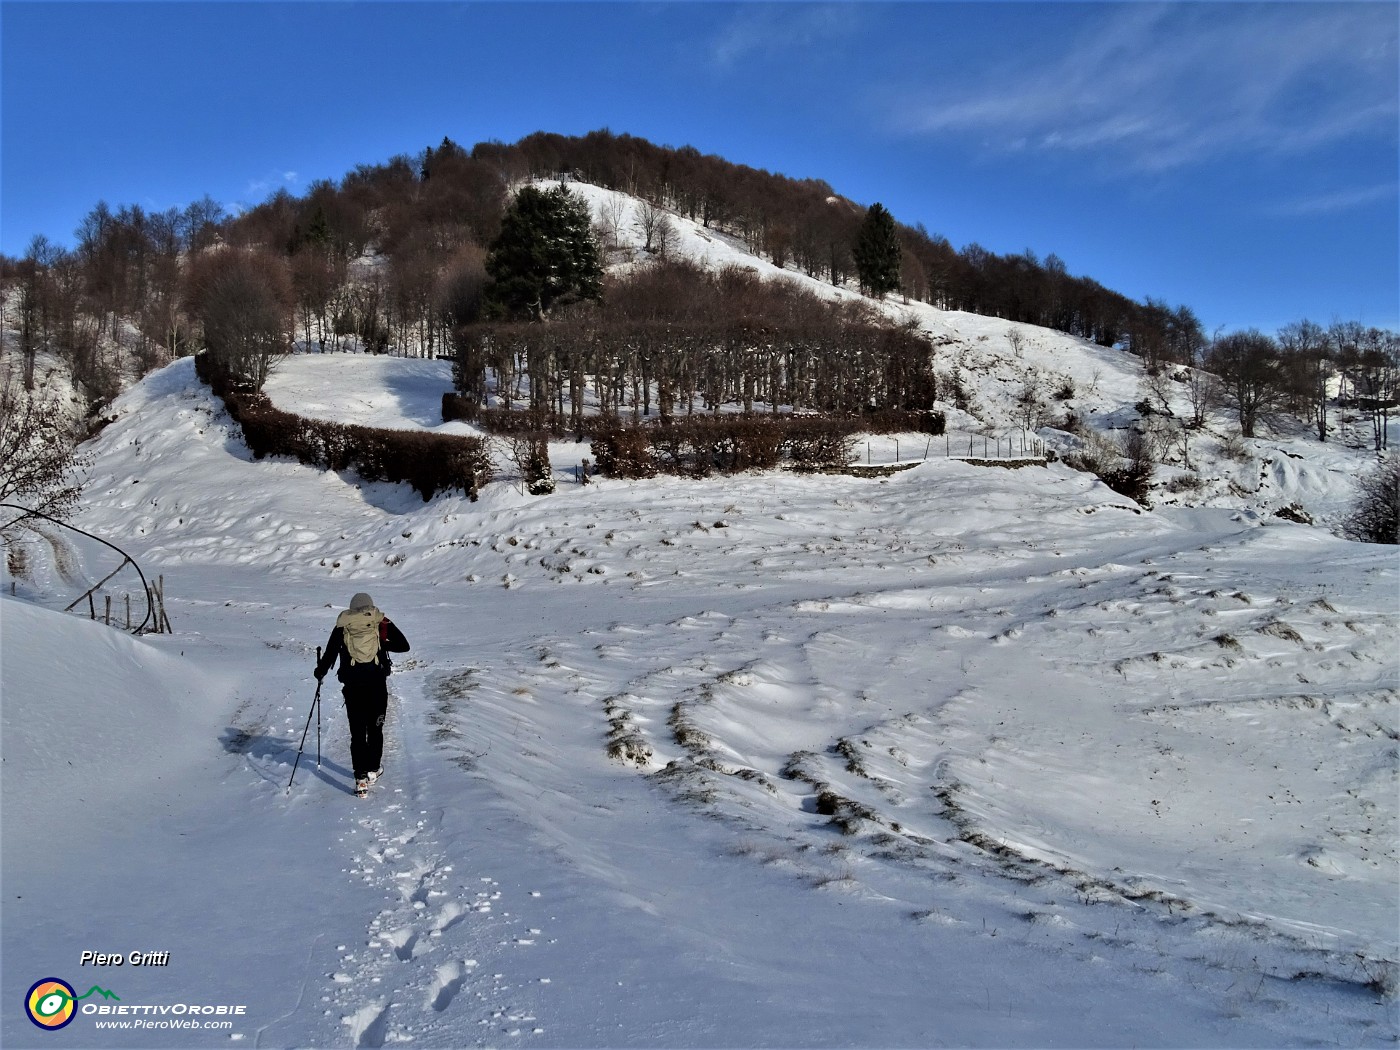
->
xmin=853 ymin=202 xmax=902 ymax=299
xmin=485 ymin=185 xmax=602 ymax=320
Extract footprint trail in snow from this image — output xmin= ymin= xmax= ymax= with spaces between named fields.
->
xmin=310 ymin=685 xmax=552 ymax=1047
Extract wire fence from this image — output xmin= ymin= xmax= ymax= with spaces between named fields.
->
xmin=1 ymin=503 xmax=171 ymax=634
xmin=857 ymin=430 xmax=1048 ymax=467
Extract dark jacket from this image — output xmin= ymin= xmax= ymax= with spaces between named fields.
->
xmin=315 ymin=617 xmax=410 ymax=682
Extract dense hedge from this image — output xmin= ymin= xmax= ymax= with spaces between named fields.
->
xmin=446 ymin=380 xmax=944 ymax=480
xmin=587 ymin=410 xmax=943 ymax=480
xmin=198 ymin=353 xmax=492 ymax=501
xmin=442 ymin=392 xmax=588 ymax=438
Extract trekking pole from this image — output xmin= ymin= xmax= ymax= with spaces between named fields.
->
xmin=287 ymin=647 xmax=323 ymax=794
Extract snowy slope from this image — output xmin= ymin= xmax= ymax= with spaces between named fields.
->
xmin=2 ymin=355 xmax=1395 ymax=1048
xmin=562 ymin=180 xmax=1383 ymax=527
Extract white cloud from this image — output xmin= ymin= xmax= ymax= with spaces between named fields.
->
xmin=245 ymin=169 xmax=301 ymax=198
xmin=1269 ymin=182 xmax=1398 ymax=217
xmin=895 ymin=3 xmax=1398 ymax=174
xmin=710 ymin=3 xmax=860 ymax=68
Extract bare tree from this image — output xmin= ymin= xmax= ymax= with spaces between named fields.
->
xmin=1183 ymin=364 xmax=1220 ymax=429
xmin=636 ymin=199 xmax=665 ymax=254
xmin=0 ymin=365 xmax=89 ymax=535
xmin=1206 ymin=330 xmax=1281 ymax=438
xmin=436 ymin=242 xmax=489 ymax=336
xmin=1007 ymin=327 xmax=1026 ymax=357
xmin=291 ymin=250 xmax=340 ymax=350
xmin=1336 ymin=326 xmax=1399 ymax=452
xmin=1140 ymin=367 xmax=1177 ymax=416
xmin=1277 ymin=319 xmax=1330 ymax=441
xmin=1159 ymin=415 xmax=1194 ymax=471
xmin=185 ymin=249 xmax=293 ymax=389
xmin=1014 ymin=372 xmax=1046 ymax=430
xmin=597 ymin=194 xmax=627 ymax=251
xmin=652 ymin=212 xmax=677 ymax=259
xmin=505 ymin=433 xmax=554 ymax=495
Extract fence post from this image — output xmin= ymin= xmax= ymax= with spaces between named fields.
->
xmin=154 ymin=575 xmax=172 ymax=634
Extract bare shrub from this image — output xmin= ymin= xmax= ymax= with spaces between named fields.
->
xmin=1341 ymin=457 xmax=1398 ymax=544
xmin=1062 ymin=428 xmax=1153 ymax=505
xmin=1165 ymin=473 xmax=1206 ymax=494
xmin=1219 ymin=432 xmax=1252 ymax=462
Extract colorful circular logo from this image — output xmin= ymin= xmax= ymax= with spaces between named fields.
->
xmin=26 ymin=978 xmax=77 ymax=1030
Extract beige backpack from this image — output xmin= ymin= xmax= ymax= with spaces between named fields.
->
xmin=335 ymin=607 xmax=384 ymax=666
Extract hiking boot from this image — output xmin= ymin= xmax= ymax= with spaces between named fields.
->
xmin=354 ymin=778 xmax=369 ymax=798
xmin=367 ymin=768 xmax=383 ymax=784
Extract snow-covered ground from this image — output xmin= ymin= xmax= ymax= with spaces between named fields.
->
xmin=3 ymin=351 xmax=1396 ymax=1048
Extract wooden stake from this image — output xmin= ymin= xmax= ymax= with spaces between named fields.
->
xmin=158 ymin=575 xmax=172 ymax=633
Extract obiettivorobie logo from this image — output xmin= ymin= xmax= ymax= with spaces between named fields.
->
xmin=25 ymin=978 xmax=119 ymax=1030
xmin=24 ymin=974 xmax=248 ymax=1034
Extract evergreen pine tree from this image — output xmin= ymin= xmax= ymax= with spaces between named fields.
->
xmin=485 ymin=185 xmax=602 ymax=320
xmin=853 ymin=202 xmax=902 ymax=299
xmin=289 ymin=204 xmax=331 ymax=255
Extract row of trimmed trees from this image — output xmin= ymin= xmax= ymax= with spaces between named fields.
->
xmin=450 ymin=309 xmax=939 ymax=434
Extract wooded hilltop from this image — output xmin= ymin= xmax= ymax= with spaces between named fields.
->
xmin=3 ymin=129 xmax=1395 ymax=474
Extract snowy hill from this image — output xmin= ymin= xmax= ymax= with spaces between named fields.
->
xmin=2 ymin=346 xmax=1396 ymax=1047
xmin=565 ymin=181 xmax=1382 ymax=527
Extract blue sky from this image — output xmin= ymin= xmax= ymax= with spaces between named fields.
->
xmin=3 ymin=1 xmax=1396 ymax=335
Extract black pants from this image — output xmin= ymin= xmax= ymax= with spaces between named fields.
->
xmin=341 ymin=669 xmax=388 ymax=779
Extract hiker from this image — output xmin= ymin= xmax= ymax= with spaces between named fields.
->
xmin=314 ymin=592 xmax=410 ymax=797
